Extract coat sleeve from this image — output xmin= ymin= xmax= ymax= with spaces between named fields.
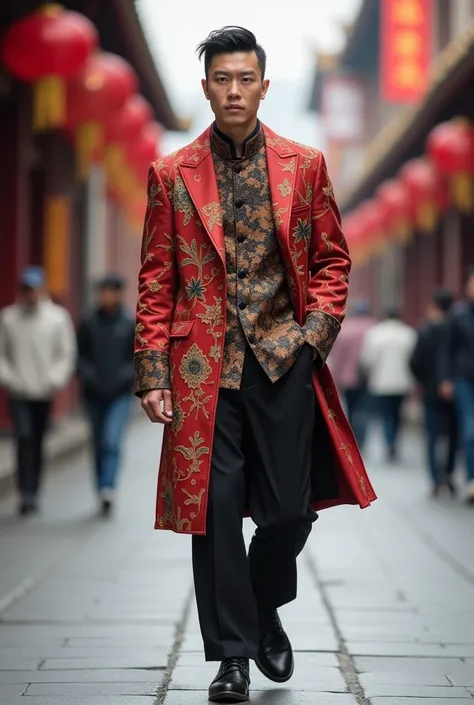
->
xmin=134 ymin=162 xmax=177 ymax=395
xmin=302 ymin=152 xmax=351 ymax=364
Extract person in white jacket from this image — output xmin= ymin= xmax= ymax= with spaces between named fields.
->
xmin=0 ymin=266 xmax=76 ymax=515
xmin=360 ymin=308 xmax=416 ymax=461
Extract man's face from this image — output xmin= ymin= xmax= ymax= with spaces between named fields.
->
xmin=98 ymin=286 xmax=122 ymax=309
xmin=202 ymin=51 xmax=269 ymax=129
xmin=20 ymin=286 xmax=41 ymax=307
xmin=466 ymin=274 xmax=474 ymax=302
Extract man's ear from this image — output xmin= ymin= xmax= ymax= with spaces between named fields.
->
xmin=201 ymin=78 xmax=209 ymax=100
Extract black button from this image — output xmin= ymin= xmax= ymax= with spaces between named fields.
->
xmin=236 ymin=234 xmax=245 ymax=244
xmin=238 ymin=268 xmax=248 ymax=279
xmin=238 ymin=301 xmax=247 ymax=311
xmin=234 ymin=163 xmax=242 ymax=173
xmin=235 ymin=198 xmax=244 ymax=208
xmin=248 ymin=334 xmax=256 ymax=345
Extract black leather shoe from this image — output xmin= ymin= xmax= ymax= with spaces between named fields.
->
xmin=255 ymin=609 xmax=294 ymax=683
xmin=208 ymin=658 xmax=250 ymax=702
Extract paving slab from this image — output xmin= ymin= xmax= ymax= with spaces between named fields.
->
xmin=364 ymin=685 xmax=473 ymax=698
xmin=25 ymin=680 xmax=163 ymax=696
xmin=164 ymin=692 xmax=358 ymax=705
xmin=169 ymin=662 xmax=347 ymax=692
xmin=5 ymin=698 xmax=157 ymax=704
xmin=370 ymin=699 xmax=473 ymax=705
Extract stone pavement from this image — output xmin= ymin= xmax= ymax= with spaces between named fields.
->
xmin=1 ymin=420 xmax=474 ymax=704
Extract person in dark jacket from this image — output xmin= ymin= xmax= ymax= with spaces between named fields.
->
xmin=77 ymin=274 xmax=135 ymax=516
xmin=410 ymin=289 xmax=457 ymax=497
xmin=440 ymin=266 xmax=474 ymax=504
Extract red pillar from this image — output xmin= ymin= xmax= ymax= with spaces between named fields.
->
xmin=0 ymin=85 xmax=32 ymax=428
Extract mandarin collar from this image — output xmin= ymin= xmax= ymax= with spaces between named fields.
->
xmin=211 ymin=120 xmax=264 ymax=161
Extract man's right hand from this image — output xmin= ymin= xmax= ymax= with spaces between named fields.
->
xmin=141 ymin=389 xmax=173 ymax=424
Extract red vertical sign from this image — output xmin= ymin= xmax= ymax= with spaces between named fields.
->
xmin=381 ymin=0 xmax=433 ymax=103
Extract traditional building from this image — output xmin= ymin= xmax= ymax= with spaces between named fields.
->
xmin=308 ymin=0 xmax=474 ymax=324
xmin=0 ymin=1 xmax=182 ymax=427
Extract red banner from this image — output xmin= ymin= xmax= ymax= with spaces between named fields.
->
xmin=381 ymin=0 xmax=433 ymax=103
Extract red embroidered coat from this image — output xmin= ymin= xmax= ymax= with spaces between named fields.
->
xmin=134 ymin=124 xmax=377 ymax=535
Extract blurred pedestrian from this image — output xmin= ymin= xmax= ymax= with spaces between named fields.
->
xmin=77 ymin=274 xmax=135 ymax=517
xmin=0 ymin=266 xmax=76 ymax=516
xmin=134 ymin=25 xmax=375 ymax=703
xmin=440 ymin=266 xmax=474 ymax=504
xmin=329 ymin=298 xmax=376 ymax=449
xmin=360 ymin=308 xmax=416 ymax=462
xmin=410 ymin=289 xmax=457 ymax=497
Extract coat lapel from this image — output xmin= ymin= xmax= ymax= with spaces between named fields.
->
xmin=178 ymin=130 xmax=225 ymax=264
xmin=264 ymin=126 xmax=298 ymax=252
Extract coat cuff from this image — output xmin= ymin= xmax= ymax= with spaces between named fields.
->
xmin=134 ymin=350 xmax=170 ymax=395
xmin=302 ymin=311 xmax=341 ymax=364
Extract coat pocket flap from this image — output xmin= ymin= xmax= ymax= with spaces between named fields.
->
xmin=169 ymin=320 xmax=195 ymax=338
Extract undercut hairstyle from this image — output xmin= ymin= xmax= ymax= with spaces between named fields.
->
xmin=196 ymin=26 xmax=267 ymax=79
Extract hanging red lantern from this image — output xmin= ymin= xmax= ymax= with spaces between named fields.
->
xmin=1 ymin=4 xmax=97 ymax=131
xmin=67 ymin=51 xmax=138 ymax=178
xmin=105 ymin=95 xmax=153 ymax=146
xmin=399 ymin=158 xmax=448 ymax=233
xmin=426 ymin=119 xmax=474 ymax=213
xmin=376 ymin=179 xmax=412 ymax=243
xmin=128 ymin=121 xmax=163 ymax=183
xmin=104 ymin=95 xmax=153 ymax=197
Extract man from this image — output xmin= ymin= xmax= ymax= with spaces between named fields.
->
xmin=360 ymin=308 xmax=416 ymax=462
xmin=134 ymin=27 xmax=375 ymax=703
xmin=77 ymin=274 xmax=135 ymax=517
xmin=410 ymin=289 xmax=457 ymax=497
xmin=440 ymin=266 xmax=474 ymax=504
xmin=0 ymin=266 xmax=76 ymax=516
xmin=329 ymin=299 xmax=376 ymax=449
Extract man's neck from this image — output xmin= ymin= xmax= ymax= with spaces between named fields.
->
xmin=214 ymin=118 xmax=258 ymax=158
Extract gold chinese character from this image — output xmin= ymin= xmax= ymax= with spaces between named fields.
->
xmin=392 ymin=0 xmax=424 ymax=24
xmin=394 ymin=29 xmax=422 ymax=57
xmin=393 ymin=61 xmax=425 ymax=90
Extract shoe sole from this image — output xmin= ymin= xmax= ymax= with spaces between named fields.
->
xmin=254 ymin=657 xmax=294 ymax=683
xmin=208 ymin=691 xmax=249 ymax=702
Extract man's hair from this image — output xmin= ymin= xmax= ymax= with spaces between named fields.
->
xmin=432 ymin=288 xmax=454 ymax=314
xmin=196 ymin=26 xmax=266 ymax=79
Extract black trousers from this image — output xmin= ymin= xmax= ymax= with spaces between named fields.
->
xmin=192 ymin=344 xmax=317 ymax=661
xmin=8 ymin=398 xmax=52 ymax=500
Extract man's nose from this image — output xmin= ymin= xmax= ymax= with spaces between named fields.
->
xmin=227 ymin=80 xmax=242 ymax=99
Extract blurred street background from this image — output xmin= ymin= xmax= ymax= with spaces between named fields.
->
xmin=1 ymin=0 xmax=474 ymax=703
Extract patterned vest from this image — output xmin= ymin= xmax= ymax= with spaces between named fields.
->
xmin=211 ymin=123 xmax=304 ymax=390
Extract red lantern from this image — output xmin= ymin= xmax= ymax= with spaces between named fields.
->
xmin=104 ymin=96 xmax=153 ymax=197
xmin=128 ymin=122 xmax=163 ymax=182
xmin=67 ymin=52 xmax=138 ymax=177
xmin=399 ymin=158 xmax=448 ymax=232
xmin=106 ymin=95 xmax=153 ymax=146
xmin=426 ymin=119 xmax=474 ymax=212
xmin=1 ymin=4 xmax=97 ymax=130
xmin=376 ymin=179 xmax=412 ymax=243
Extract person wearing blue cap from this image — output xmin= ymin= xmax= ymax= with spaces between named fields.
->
xmin=0 ymin=266 xmax=76 ymax=515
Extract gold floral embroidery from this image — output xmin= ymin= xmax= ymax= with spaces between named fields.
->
xmin=201 ymin=201 xmax=223 ymax=231
xmin=183 ymin=388 xmax=213 ymax=420
xmin=280 ymin=158 xmax=296 ymax=174
xmin=277 ymin=178 xmax=292 ymax=197
xmin=197 ymin=297 xmax=224 ymax=361
xmin=175 ymin=431 xmax=210 ymax=481
xmin=173 ymin=175 xmax=195 ymax=226
xmin=321 ymin=232 xmax=334 ymax=252
xmin=179 ymin=344 xmax=212 ymax=389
